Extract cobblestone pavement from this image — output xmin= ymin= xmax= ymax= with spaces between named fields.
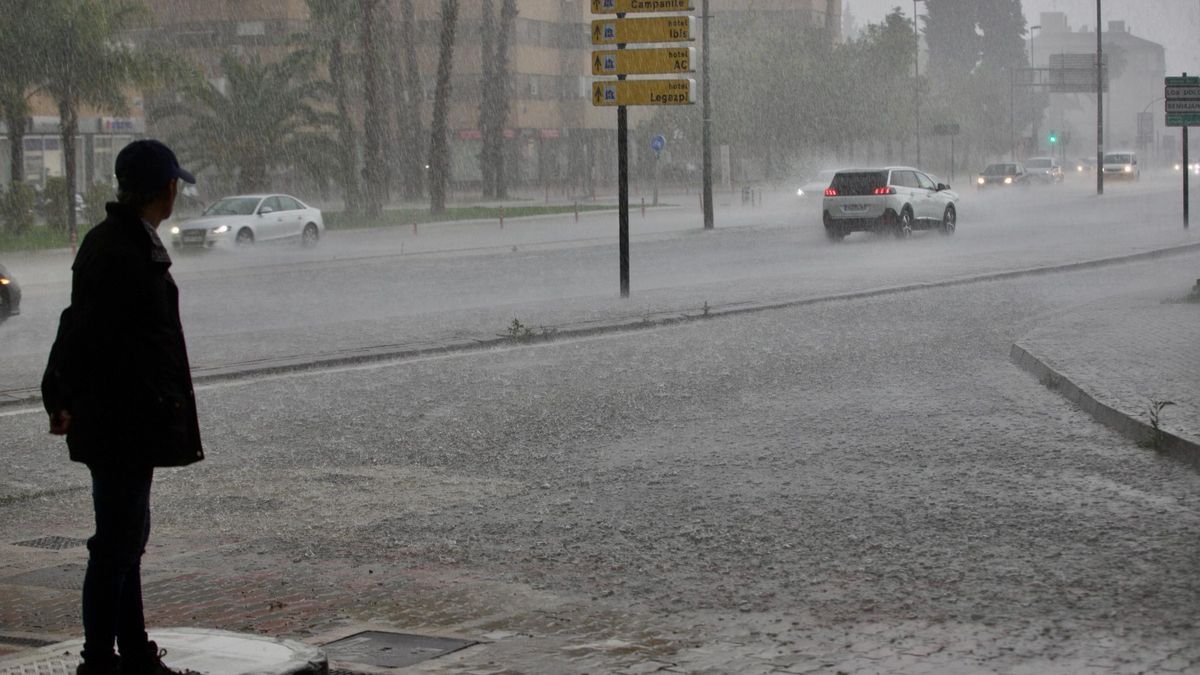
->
xmin=3 ymin=255 xmax=1200 ymax=674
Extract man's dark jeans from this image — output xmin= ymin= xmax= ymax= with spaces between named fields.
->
xmin=82 ymin=464 xmax=153 ymax=665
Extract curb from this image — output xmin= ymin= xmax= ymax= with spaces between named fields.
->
xmin=1010 ymin=341 xmax=1200 ymax=469
xmin=4 ymin=240 xmax=1199 ymax=411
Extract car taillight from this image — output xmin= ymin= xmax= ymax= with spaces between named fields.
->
xmin=873 ymin=187 xmax=895 ymax=195
xmin=824 ymin=187 xmax=838 ymax=197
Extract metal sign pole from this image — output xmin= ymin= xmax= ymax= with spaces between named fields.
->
xmin=1185 ymin=124 xmax=1190 ymax=228
xmin=617 ymin=17 xmax=630 ymax=298
xmin=1096 ymin=0 xmax=1104 ymax=195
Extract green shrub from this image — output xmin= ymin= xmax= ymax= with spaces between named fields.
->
xmin=83 ymin=182 xmax=113 ymax=225
xmin=42 ymin=177 xmax=71 ymax=231
xmin=1 ymin=182 xmax=35 ymax=235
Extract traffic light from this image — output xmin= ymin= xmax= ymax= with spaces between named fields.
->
xmin=1048 ymin=130 xmax=1058 ymax=144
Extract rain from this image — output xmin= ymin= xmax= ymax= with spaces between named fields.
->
xmin=1 ymin=1 xmax=1199 ymax=673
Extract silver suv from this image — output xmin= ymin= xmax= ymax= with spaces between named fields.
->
xmin=821 ymin=167 xmax=959 ymax=242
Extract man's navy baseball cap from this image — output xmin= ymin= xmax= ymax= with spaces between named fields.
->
xmin=115 ymin=139 xmax=195 ymax=194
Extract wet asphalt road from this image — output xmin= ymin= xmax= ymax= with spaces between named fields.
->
xmin=2 ymin=244 xmax=1199 ymax=671
xmin=2 ymin=175 xmax=1199 ymax=672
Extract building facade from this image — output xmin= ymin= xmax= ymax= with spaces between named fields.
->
xmin=1032 ymin=13 xmax=1167 ymax=163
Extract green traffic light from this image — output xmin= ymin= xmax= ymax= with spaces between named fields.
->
xmin=1048 ymin=131 xmax=1058 ymax=144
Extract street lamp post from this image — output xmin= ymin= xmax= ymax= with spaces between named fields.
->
xmin=913 ymin=0 xmax=924 ymax=168
xmin=1096 ymin=0 xmax=1104 ymax=195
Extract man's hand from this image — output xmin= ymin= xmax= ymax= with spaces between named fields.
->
xmin=49 ymin=410 xmax=71 ymax=435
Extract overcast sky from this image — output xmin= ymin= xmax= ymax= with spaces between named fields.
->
xmin=846 ymin=0 xmax=1200 ymax=74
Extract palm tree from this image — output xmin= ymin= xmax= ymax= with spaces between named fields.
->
xmin=399 ymin=0 xmax=425 ymax=200
xmin=0 ymin=0 xmax=45 ymax=185
xmin=478 ymin=0 xmax=516 ymax=199
xmin=429 ymin=0 xmax=459 ymax=214
xmin=39 ymin=0 xmax=154 ymax=235
xmin=305 ymin=0 xmax=363 ymax=216
xmin=360 ymin=0 xmax=388 ymax=218
xmin=152 ymin=52 xmax=336 ymax=194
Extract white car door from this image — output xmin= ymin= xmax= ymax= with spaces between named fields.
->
xmin=915 ymin=171 xmax=941 ymax=221
xmin=259 ymin=196 xmax=287 ymax=241
xmin=280 ymin=196 xmax=306 ymax=236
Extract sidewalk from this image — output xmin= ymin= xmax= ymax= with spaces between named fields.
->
xmin=1012 ymin=278 xmax=1200 ymax=466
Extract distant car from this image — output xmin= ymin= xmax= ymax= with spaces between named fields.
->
xmin=0 ymin=263 xmax=21 ymax=319
xmin=167 ymin=194 xmax=324 ymax=249
xmin=821 ymin=166 xmax=959 ymax=241
xmin=1172 ymin=161 xmax=1200 ymax=175
xmin=796 ymin=169 xmax=839 ymax=198
xmin=1102 ymin=151 xmax=1140 ymax=180
xmin=1026 ymin=157 xmax=1064 ymax=183
xmin=976 ymin=162 xmax=1029 ymax=188
xmin=1074 ymin=157 xmax=1095 ymax=173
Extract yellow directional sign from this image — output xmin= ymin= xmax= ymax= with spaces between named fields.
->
xmin=592 ymin=47 xmax=694 ymax=76
xmin=592 ymin=79 xmax=696 ymax=107
xmin=591 ymin=16 xmax=695 ymax=45
xmin=591 ymin=0 xmax=693 ymax=13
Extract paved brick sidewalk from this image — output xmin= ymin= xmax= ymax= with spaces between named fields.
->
xmin=1013 ymin=280 xmax=1200 ymax=461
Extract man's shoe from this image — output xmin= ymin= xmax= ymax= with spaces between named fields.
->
xmin=119 ymin=641 xmax=200 ymax=675
xmin=76 ymin=658 xmax=120 ymax=675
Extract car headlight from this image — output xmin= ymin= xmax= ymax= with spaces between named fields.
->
xmin=796 ymin=188 xmax=804 ymax=197
xmin=1124 ymin=165 xmax=1132 ymax=173
xmin=1004 ymin=176 xmax=1013 ymax=184
xmin=170 ymin=226 xmax=180 ymax=235
xmin=977 ymin=177 xmax=985 ymax=185
xmin=0 ymin=277 xmax=9 ymax=286
xmin=211 ymin=225 xmax=230 ymax=234
xmin=1175 ymin=164 xmax=1182 ymax=171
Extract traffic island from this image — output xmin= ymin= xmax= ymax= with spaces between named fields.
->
xmin=0 ymin=628 xmax=326 ymax=675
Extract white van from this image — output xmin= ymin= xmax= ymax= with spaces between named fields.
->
xmin=1102 ymin=151 xmax=1140 ymax=180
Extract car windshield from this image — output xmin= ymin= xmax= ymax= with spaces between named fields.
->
xmin=1105 ymin=154 xmax=1133 ymax=164
xmin=983 ymin=164 xmax=1014 ymax=176
xmin=1026 ymin=159 xmax=1053 ymax=168
xmin=829 ymin=171 xmax=887 ymax=196
xmin=203 ymin=197 xmax=261 ymax=216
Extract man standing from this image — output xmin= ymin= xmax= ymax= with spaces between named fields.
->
xmin=42 ymin=140 xmax=204 ymax=675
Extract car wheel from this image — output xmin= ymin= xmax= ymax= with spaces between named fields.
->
xmin=301 ymin=223 xmax=319 ymax=248
xmin=895 ymin=208 xmax=913 ymax=239
xmin=236 ymin=228 xmax=254 ymax=246
xmin=941 ymin=205 xmax=956 ymax=235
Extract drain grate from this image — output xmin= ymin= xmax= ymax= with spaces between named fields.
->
xmin=12 ymin=536 xmax=88 ymax=550
xmin=0 ymin=563 xmax=87 ymax=590
xmin=323 ymin=631 xmax=475 ymax=669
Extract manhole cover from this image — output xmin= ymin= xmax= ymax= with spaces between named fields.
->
xmin=12 ymin=536 xmax=87 ymax=550
xmin=322 ymin=631 xmax=475 ymax=669
xmin=1 ymin=563 xmax=87 ymax=590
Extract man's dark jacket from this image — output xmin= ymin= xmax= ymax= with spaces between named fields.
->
xmin=42 ymin=202 xmax=203 ymax=467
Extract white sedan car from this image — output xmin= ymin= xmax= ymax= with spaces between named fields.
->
xmin=167 ymin=194 xmax=324 ymax=249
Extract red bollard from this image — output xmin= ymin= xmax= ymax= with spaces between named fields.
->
xmin=641 ymin=197 xmax=645 ymax=218
xmin=499 ymin=206 xmax=504 ymax=229
xmin=574 ymin=201 xmax=579 ymax=223
xmin=70 ymin=229 xmax=77 ymax=255
xmin=412 ymin=216 xmax=418 ymax=235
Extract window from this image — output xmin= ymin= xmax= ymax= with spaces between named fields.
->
xmin=915 ymin=172 xmax=937 ymax=190
xmin=262 ymin=196 xmax=283 ymax=213
xmin=279 ymin=196 xmax=302 ymax=211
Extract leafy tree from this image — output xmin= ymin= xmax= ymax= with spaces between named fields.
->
xmin=305 ymin=0 xmax=363 ymax=215
xmin=38 ymin=0 xmax=154 ymax=234
xmin=152 ymin=52 xmax=335 ymax=194
xmin=429 ymin=0 xmax=459 ymax=214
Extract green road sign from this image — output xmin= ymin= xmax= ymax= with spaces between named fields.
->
xmin=1166 ymin=100 xmax=1200 ymax=114
xmin=1166 ymin=113 xmax=1200 ymax=127
xmin=1166 ymin=86 xmax=1200 ymax=100
xmin=592 ymin=47 xmax=694 ymax=75
xmin=593 ymin=79 xmax=696 ymax=106
xmin=1166 ymin=76 xmax=1200 ymax=86
xmin=592 ymin=16 xmax=695 ymax=45
xmin=592 ymin=0 xmax=693 ymax=13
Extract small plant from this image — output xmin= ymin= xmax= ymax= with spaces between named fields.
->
xmin=502 ymin=318 xmax=535 ymax=342
xmin=0 ymin=183 xmax=35 ymax=235
xmin=1141 ymin=398 xmax=1176 ymax=450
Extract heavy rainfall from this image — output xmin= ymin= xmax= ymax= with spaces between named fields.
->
xmin=1 ymin=1 xmax=1199 ymax=674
